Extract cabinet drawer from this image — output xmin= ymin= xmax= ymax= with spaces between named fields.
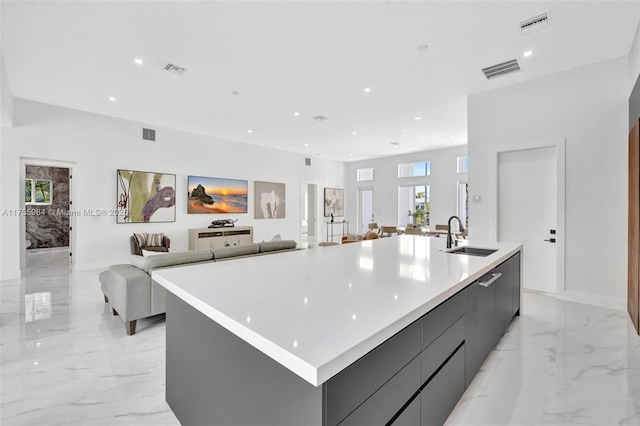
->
xmin=390 ymin=394 xmax=420 ymax=426
xmin=422 ymin=290 xmax=465 ymax=349
xmin=421 ymin=344 xmax=466 ymax=426
xmin=326 ymin=320 xmax=421 ymax=426
xmin=338 ymin=356 xmax=421 ymax=426
xmin=421 ymin=316 xmax=465 ymax=382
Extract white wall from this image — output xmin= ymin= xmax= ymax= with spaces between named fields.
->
xmin=468 ymin=56 xmax=628 ymax=309
xmin=0 ymin=52 xmax=13 ymax=127
xmin=0 ymin=99 xmax=346 ymax=280
xmin=345 ymin=146 xmax=467 ymax=232
xmin=630 ymin=17 xmax=640 ymax=92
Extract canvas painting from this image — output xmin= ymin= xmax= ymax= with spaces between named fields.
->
xmin=188 ymin=175 xmax=248 ymax=214
xmin=254 ymin=181 xmax=285 ymax=219
xmin=117 ymin=170 xmax=176 ymax=223
xmin=324 ymin=188 xmax=344 ymax=217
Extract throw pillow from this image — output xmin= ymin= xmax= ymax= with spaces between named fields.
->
xmin=141 ymin=249 xmax=164 ymax=257
xmin=133 ymin=233 xmax=146 ymax=248
xmin=144 ymin=233 xmax=165 ymax=247
xmin=133 ymin=232 xmax=165 ymax=248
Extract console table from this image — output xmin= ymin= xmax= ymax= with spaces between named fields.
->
xmin=188 ymin=226 xmax=253 ymax=250
xmin=326 ymin=220 xmax=349 ymax=242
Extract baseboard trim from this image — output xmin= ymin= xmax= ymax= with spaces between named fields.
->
xmin=556 ymin=290 xmax=626 ymax=312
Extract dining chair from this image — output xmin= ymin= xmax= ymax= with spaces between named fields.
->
xmin=405 ymin=227 xmax=423 ymax=236
xmin=380 ymin=226 xmax=398 ymax=237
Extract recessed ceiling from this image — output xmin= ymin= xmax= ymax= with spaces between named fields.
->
xmin=1 ymin=1 xmax=638 ymax=162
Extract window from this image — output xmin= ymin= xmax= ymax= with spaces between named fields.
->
xmin=357 ymin=167 xmax=374 ymax=181
xmin=399 ymin=185 xmax=430 ymax=227
xmin=457 ymin=181 xmax=468 ymax=229
xmin=25 ymin=179 xmax=52 ymax=205
xmin=457 ymin=156 xmax=468 ymax=173
xmin=398 ymin=161 xmax=430 ymax=178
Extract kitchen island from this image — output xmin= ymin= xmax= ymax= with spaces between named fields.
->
xmin=154 ymin=236 xmax=522 ymax=426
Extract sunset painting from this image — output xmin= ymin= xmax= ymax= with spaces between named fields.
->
xmin=187 ymin=176 xmax=248 ymax=214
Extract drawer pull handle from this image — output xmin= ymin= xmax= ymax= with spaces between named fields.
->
xmin=478 ymin=272 xmax=502 ymax=288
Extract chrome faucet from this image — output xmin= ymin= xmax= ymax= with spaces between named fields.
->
xmin=447 ymin=216 xmax=464 ymax=249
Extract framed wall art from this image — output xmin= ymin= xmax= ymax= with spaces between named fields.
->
xmin=188 ymin=175 xmax=248 ymax=214
xmin=324 ymin=187 xmax=344 ymax=217
xmin=117 ymin=169 xmax=176 ymax=223
xmin=254 ymin=181 xmax=285 ymax=219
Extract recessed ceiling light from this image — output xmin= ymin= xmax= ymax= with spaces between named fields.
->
xmin=451 ymin=136 xmax=456 ymax=139
xmin=108 ymin=96 xmax=117 ymax=102
xmin=304 ymin=143 xmax=309 ymax=146
xmin=352 ymin=131 xmax=357 ymax=135
xmin=400 ymin=133 xmax=406 ymax=137
xmin=390 ymin=142 xmax=400 ymax=149
xmin=523 ymin=50 xmax=533 ymax=57
xmin=247 ymin=130 xmax=253 ymax=133
xmin=134 ymin=58 xmax=143 ymax=65
xmin=348 ymin=154 xmax=353 ymax=157
xmin=364 ymin=87 xmax=371 ymax=93
xmin=417 ymin=44 xmax=429 ymax=52
xmin=293 ymin=112 xmax=300 ymax=116
xmin=414 ymin=116 xmax=421 ymax=121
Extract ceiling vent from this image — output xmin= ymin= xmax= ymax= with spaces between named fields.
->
xmin=142 ymin=128 xmax=156 ymax=141
xmin=313 ymin=115 xmax=328 ymax=121
xmin=305 ymin=158 xmax=311 ymax=166
xmin=519 ymin=12 xmax=550 ymax=34
xmin=164 ymin=63 xmax=188 ymax=75
xmin=482 ymin=59 xmax=521 ymax=79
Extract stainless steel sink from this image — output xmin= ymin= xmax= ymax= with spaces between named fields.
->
xmin=447 ymin=247 xmax=497 ymax=257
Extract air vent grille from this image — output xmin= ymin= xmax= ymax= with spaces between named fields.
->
xmin=142 ymin=128 xmax=156 ymax=141
xmin=482 ymin=59 xmax=521 ymax=79
xmin=313 ymin=115 xmax=328 ymax=121
xmin=519 ymin=13 xmax=549 ymax=34
xmin=305 ymin=158 xmax=311 ymax=166
xmin=164 ymin=63 xmax=187 ymax=75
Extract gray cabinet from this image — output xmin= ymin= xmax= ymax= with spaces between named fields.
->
xmin=325 ymin=292 xmax=467 ymax=426
xmin=391 ymin=396 xmax=420 ymax=426
xmin=420 ymin=345 xmax=466 ymax=426
xmin=465 ymin=252 xmax=521 ymax=387
xmin=512 ymin=252 xmax=521 ymax=317
xmin=325 ymin=321 xmax=421 ymax=426
xmin=325 ymin=252 xmax=521 ymax=426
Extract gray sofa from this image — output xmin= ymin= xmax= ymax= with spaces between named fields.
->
xmin=99 ymin=240 xmax=297 ymax=335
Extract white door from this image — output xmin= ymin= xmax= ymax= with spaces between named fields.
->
xmin=498 ymin=147 xmax=557 ymax=294
xmin=301 ymin=183 xmax=317 ymax=247
xmin=359 ymin=188 xmax=373 ymax=233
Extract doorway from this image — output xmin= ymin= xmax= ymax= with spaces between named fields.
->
xmin=398 ymin=185 xmax=430 ymax=228
xmin=20 ymin=158 xmax=75 ymax=271
xmin=358 ymin=188 xmax=373 ymax=234
xmin=301 ymin=183 xmax=317 ymax=248
xmin=498 ymin=145 xmax=563 ymax=295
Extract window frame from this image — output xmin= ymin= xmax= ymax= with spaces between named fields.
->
xmin=25 ymin=178 xmax=53 ymax=205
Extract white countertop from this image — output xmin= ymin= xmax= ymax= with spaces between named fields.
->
xmin=153 ymin=236 xmax=522 ymax=387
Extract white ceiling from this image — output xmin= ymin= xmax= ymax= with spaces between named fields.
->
xmin=2 ymin=1 xmax=638 ymax=162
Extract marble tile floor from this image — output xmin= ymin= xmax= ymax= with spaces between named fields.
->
xmin=1 ymin=252 xmax=639 ymax=426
